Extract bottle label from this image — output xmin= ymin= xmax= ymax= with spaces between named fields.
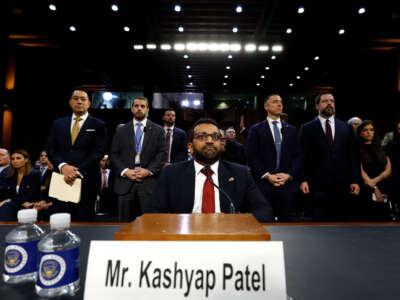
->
xmin=4 ymin=240 xmax=39 ymax=275
xmin=37 ymin=247 xmax=79 ymax=288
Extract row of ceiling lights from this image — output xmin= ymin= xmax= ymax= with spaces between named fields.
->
xmin=132 ymin=43 xmax=283 ymax=52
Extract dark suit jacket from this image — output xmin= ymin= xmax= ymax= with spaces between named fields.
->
xmin=299 ymin=118 xmax=361 ymax=193
xmin=0 ymin=166 xmax=10 ymax=189
xmin=246 ymin=120 xmax=301 ymax=192
xmin=46 ymin=115 xmax=107 ymax=178
xmin=145 ymin=160 xmax=273 ymax=222
xmin=110 ymin=119 xmax=168 ymax=195
xmin=170 ymin=127 xmax=188 ymax=163
xmin=0 ymin=170 xmax=41 ymax=205
xmin=222 ymin=139 xmax=246 ymax=165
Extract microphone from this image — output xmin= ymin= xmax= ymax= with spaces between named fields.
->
xmin=204 ymin=165 xmax=236 ymax=214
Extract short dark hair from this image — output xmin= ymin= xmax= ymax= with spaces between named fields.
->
xmin=132 ymin=96 xmax=149 ymax=107
xmin=264 ymin=93 xmax=281 ymax=104
xmin=315 ymin=92 xmax=334 ymax=105
xmin=164 ymin=108 xmax=175 ymax=115
xmin=189 ymin=118 xmax=219 ymax=141
xmin=71 ymin=86 xmax=90 ymax=99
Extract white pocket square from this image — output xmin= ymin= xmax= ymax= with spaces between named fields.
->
xmin=228 ymin=177 xmax=235 ymax=182
xmin=86 ymin=129 xmax=96 ymax=132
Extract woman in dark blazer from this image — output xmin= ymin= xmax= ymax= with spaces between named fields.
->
xmin=0 ymin=149 xmax=41 ymax=221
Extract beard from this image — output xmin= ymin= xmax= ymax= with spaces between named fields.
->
xmin=320 ymin=106 xmax=335 ymax=117
xmin=134 ymin=111 xmax=146 ymax=121
xmin=193 ymin=145 xmax=220 ymax=165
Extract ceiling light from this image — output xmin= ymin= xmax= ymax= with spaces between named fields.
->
xmin=286 ymin=28 xmax=292 ymax=34
xmin=304 ymin=66 xmax=309 ymax=71
xmin=186 ymin=43 xmax=198 ymax=51
xmin=232 ymin=27 xmax=238 ymax=33
xmin=338 ymin=28 xmax=345 ymax=35
xmin=223 ymin=82 xmax=227 ymax=86
xmin=314 ymin=56 xmax=320 ymax=61
xmin=189 ymin=82 xmax=193 ymax=86
xmin=174 ymin=4 xmax=182 ymax=12
xmin=174 ymin=43 xmax=185 ymax=51
xmin=261 ymin=75 xmax=265 ymax=79
xmin=133 ymin=44 xmax=144 ymax=50
xmin=272 ymin=45 xmax=283 ymax=52
xmin=297 ymin=7 xmax=305 ymax=14
xmin=188 ymin=75 xmax=192 ymax=78
xmin=219 ymin=43 xmax=230 ymax=52
xmin=244 ymin=44 xmax=256 ymax=52
xmin=123 ymin=26 xmax=130 ymax=32
xmin=258 ymin=45 xmax=269 ymax=52
xmin=224 ymin=75 xmax=229 ymax=78
xmin=289 ymin=83 xmax=294 ymax=87
xmin=161 ymin=44 xmax=172 ymax=50
xmin=236 ymin=5 xmax=243 ymax=13
xmin=193 ymin=100 xmax=201 ymax=106
xmin=186 ymin=65 xmax=191 ymax=69
xmin=49 ymin=4 xmax=56 ymax=11
xmin=296 ymin=76 xmax=301 ymax=79
xmin=69 ymin=26 xmax=76 ymax=32
xmin=198 ymin=43 xmax=208 ymax=51
xmin=358 ymin=7 xmax=366 ymax=15
xmin=271 ymin=55 xmax=276 ymax=60
xmin=209 ymin=43 xmax=219 ymax=51
xmin=178 ymin=26 xmax=184 ymax=32
xmin=102 ymin=92 xmax=113 ymax=101
xmin=181 ymin=100 xmax=189 ymax=107
xmin=230 ymin=43 xmax=241 ymax=52
xmin=111 ymin=4 xmax=119 ymax=12
xmin=184 ymin=54 xmax=189 ymax=59
xmin=226 ymin=66 xmax=231 ymax=70
xmin=228 ymin=54 xmax=233 ymax=59
xmin=256 ymin=83 xmax=260 ymax=86
xmin=146 ymin=44 xmax=157 ymax=50
xmin=265 ymin=66 xmax=270 ymax=70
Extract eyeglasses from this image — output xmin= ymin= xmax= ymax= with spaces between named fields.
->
xmin=193 ymin=132 xmax=221 ymax=141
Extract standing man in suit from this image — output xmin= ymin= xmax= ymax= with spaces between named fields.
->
xmin=299 ymin=92 xmax=361 ymax=221
xmin=110 ymin=97 xmax=167 ymax=222
xmin=162 ymin=108 xmax=188 ymax=165
xmin=145 ymin=118 xmax=273 ymax=222
xmin=246 ymin=94 xmax=301 ymax=221
xmin=95 ymin=154 xmax=116 ymax=215
xmin=223 ymin=126 xmax=246 ymax=165
xmin=34 ymin=150 xmax=53 ymax=184
xmin=46 ymin=86 xmax=107 ymax=221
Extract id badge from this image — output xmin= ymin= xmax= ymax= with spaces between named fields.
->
xmin=135 ymin=153 xmax=141 ymax=169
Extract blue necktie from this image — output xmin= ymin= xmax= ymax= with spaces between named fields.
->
xmin=272 ymin=120 xmax=282 ymax=170
xmin=135 ymin=123 xmax=143 ymax=153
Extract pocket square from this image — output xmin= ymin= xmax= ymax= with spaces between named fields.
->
xmin=86 ymin=129 xmax=96 ymax=132
xmin=228 ymin=177 xmax=235 ymax=182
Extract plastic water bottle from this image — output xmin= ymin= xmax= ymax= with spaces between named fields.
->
xmin=3 ymin=209 xmax=45 ymax=284
xmin=35 ymin=213 xmax=80 ymax=297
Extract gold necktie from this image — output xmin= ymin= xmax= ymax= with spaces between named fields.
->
xmin=71 ymin=117 xmax=82 ymax=145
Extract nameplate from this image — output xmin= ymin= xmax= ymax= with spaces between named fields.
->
xmin=84 ymin=241 xmax=287 ymax=300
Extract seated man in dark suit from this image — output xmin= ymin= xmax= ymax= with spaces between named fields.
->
xmin=0 ymin=148 xmax=10 ymax=188
xmin=145 ymin=118 xmax=273 ymax=222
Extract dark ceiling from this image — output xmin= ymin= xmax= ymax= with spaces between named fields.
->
xmin=4 ymin=0 xmax=400 ymax=94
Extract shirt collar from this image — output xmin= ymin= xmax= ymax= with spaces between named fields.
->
xmin=133 ymin=118 xmax=148 ymax=128
xmin=194 ymin=160 xmax=219 ymax=176
xmin=267 ymin=116 xmax=281 ymax=124
xmin=72 ymin=112 xmax=89 ymax=122
xmin=318 ymin=115 xmax=335 ymax=124
xmin=164 ymin=125 xmax=175 ymax=131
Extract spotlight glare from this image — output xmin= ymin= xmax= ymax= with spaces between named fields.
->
xmin=224 ymin=75 xmax=229 ymax=78
xmin=338 ymin=28 xmax=345 ymax=35
xmin=358 ymin=7 xmax=366 ymax=14
xmin=258 ymin=45 xmax=269 ymax=52
xmin=228 ymin=54 xmax=233 ymax=59
xmin=271 ymin=55 xmax=276 ymax=60
xmin=193 ymin=100 xmax=201 ymax=106
xmin=146 ymin=44 xmax=157 ymax=50
xmin=244 ymin=44 xmax=256 ymax=52
xmin=188 ymin=75 xmax=192 ymax=78
xmin=102 ymin=92 xmax=113 ymax=101
xmin=223 ymin=82 xmax=227 ymax=86
xmin=186 ymin=65 xmax=191 ymax=69
xmin=289 ymin=83 xmax=294 ymax=87
xmin=183 ymin=54 xmax=189 ymax=58
xmin=265 ymin=66 xmax=270 ymax=70
xmin=304 ymin=66 xmax=309 ymax=71
xmin=314 ymin=56 xmax=320 ymax=61
xmin=230 ymin=43 xmax=241 ymax=52
xmin=236 ymin=5 xmax=243 ymax=13
xmin=49 ymin=4 xmax=56 ymax=11
xmin=174 ymin=43 xmax=185 ymax=51
xmin=272 ymin=45 xmax=283 ymax=52
xmin=178 ymin=26 xmax=184 ymax=32
xmin=181 ymin=100 xmax=189 ymax=107
xmin=296 ymin=76 xmax=301 ymax=79
xmin=123 ymin=26 xmax=130 ymax=32
xmin=256 ymin=83 xmax=260 ymax=86
xmin=297 ymin=6 xmax=305 ymax=14
xmin=286 ymin=28 xmax=292 ymax=34
xmin=226 ymin=66 xmax=231 ymax=70
xmin=111 ymin=4 xmax=119 ymax=12
xmin=69 ymin=26 xmax=76 ymax=32
xmin=133 ymin=44 xmax=144 ymax=50
xmin=219 ymin=43 xmax=230 ymax=52
xmin=232 ymin=27 xmax=238 ymax=33
xmin=161 ymin=44 xmax=172 ymax=50
xmin=261 ymin=75 xmax=265 ymax=79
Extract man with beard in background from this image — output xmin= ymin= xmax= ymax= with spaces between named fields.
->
xmin=145 ymin=118 xmax=273 ymax=222
xmin=299 ymin=92 xmax=361 ymax=221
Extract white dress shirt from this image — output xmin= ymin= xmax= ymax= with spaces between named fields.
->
xmin=192 ymin=160 xmax=221 ymax=213
xmin=266 ymin=116 xmax=282 ymax=142
xmin=318 ymin=115 xmax=335 ymax=140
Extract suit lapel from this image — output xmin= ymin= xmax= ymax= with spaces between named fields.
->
xmin=262 ymin=120 xmax=276 ymax=149
xmin=183 ymin=161 xmax=196 ymax=210
xmin=313 ymin=118 xmax=329 ymax=146
xmin=73 ymin=116 xmax=91 ymax=146
xmin=281 ymin=121 xmax=289 ymax=148
xmin=218 ymin=161 xmax=234 ymax=213
xmin=141 ymin=120 xmax=153 ymax=154
xmin=64 ymin=117 xmax=73 ymax=146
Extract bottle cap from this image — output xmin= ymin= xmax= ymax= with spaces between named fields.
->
xmin=50 ymin=213 xmax=71 ymax=229
xmin=17 ymin=209 xmax=37 ymax=223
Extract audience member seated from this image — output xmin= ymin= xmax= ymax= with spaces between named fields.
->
xmin=385 ymin=120 xmax=400 ymax=217
xmin=357 ymin=120 xmax=392 ymax=220
xmin=0 ymin=150 xmax=41 ymax=221
xmin=222 ymin=127 xmax=246 ymax=165
xmin=0 ymin=148 xmax=10 ymax=189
